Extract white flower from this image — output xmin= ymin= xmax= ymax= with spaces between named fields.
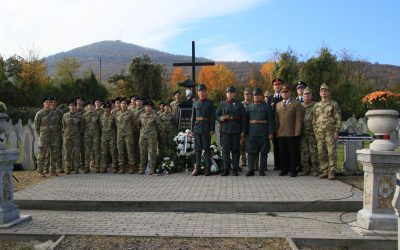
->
xmin=170 ymin=162 xmax=174 ymax=167
xmin=164 ymin=157 xmax=170 ymax=161
xmin=211 ymin=164 xmax=217 ymax=172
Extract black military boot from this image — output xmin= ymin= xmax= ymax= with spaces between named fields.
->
xmin=245 ymin=170 xmax=254 ymax=176
xmin=221 ymin=170 xmax=229 ymax=176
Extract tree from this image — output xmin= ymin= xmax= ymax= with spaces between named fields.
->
xmin=170 ymin=67 xmax=185 ymax=85
xmin=260 ymin=61 xmax=275 ymax=90
xmin=128 ymin=55 xmax=163 ymax=100
xmin=299 ymin=47 xmax=341 ymax=93
xmin=198 ymin=64 xmax=237 ymax=101
xmin=272 ymin=49 xmax=299 ymax=86
xmin=55 ymin=57 xmax=81 ymax=84
xmin=245 ymin=65 xmax=264 ymax=90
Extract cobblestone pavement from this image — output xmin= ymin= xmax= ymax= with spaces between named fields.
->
xmin=14 ymin=171 xmax=362 ymax=202
xmin=0 ymin=210 xmax=386 ymax=240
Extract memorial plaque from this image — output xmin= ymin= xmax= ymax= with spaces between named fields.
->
xmin=178 ymin=101 xmax=193 ymax=130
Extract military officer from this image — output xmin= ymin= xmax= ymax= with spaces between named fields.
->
xmin=191 ymin=84 xmax=215 ymax=176
xmin=159 ymin=103 xmax=175 ymax=154
xmin=275 ymin=85 xmax=303 ymax=177
xmin=138 ymin=100 xmax=160 ymax=175
xmin=216 ymin=86 xmax=246 ymax=176
xmin=116 ymin=98 xmax=136 ymax=174
xmin=82 ymin=100 xmax=101 ymax=173
xmin=240 ymin=88 xmax=252 ymax=168
xmin=300 ymin=87 xmax=319 ymax=176
xmin=34 ymin=97 xmax=56 ymax=177
xmin=267 ymin=78 xmax=283 ymax=170
xmin=100 ymin=101 xmax=117 ymax=173
xmin=62 ymin=100 xmax=84 ymax=174
xmin=295 ymin=81 xmax=307 ymax=103
xmin=245 ymin=88 xmax=274 ymax=176
xmin=313 ymin=83 xmax=341 ymax=180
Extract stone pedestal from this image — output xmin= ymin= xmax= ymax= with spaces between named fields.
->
xmin=391 ymin=173 xmax=400 ymax=249
xmin=343 ymin=141 xmax=363 ymax=173
xmin=0 ymin=149 xmax=31 ymax=228
xmin=353 ymin=149 xmax=400 ymax=236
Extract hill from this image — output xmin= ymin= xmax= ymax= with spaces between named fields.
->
xmin=43 ymin=40 xmax=400 ymax=87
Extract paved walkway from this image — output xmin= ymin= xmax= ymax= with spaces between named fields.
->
xmin=0 ymin=210 xmax=384 ymax=239
xmin=15 ymin=171 xmax=362 ymax=202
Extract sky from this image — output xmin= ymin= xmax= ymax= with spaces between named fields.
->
xmin=1 ymin=0 xmax=399 ymax=65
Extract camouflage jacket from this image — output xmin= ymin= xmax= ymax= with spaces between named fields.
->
xmin=170 ymin=100 xmax=181 ymax=115
xmin=313 ymin=99 xmax=341 ymax=133
xmin=34 ymin=109 xmax=52 ymax=135
xmin=100 ymin=112 xmax=117 ymax=139
xmin=83 ymin=111 xmax=101 ymax=137
xmin=302 ymin=101 xmax=316 ymax=135
xmin=138 ymin=112 xmax=160 ymax=138
xmin=159 ymin=111 xmax=175 ymax=133
xmin=62 ymin=112 xmax=83 ymax=138
xmin=116 ymin=109 xmax=136 ymax=135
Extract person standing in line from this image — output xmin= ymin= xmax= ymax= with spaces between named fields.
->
xmin=267 ymin=78 xmax=283 ymax=170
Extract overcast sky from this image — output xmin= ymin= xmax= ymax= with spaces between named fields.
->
xmin=1 ymin=0 xmax=399 ymax=65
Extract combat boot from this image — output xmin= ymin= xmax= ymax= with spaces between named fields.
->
xmin=259 ymin=171 xmax=265 ymax=176
xmin=49 ymin=172 xmax=58 ymax=177
xmin=94 ymin=167 xmax=100 ymax=173
xmin=318 ymin=173 xmax=328 ymax=179
xmin=312 ymin=170 xmax=319 ymax=177
xmin=58 ymin=168 xmax=65 ymax=174
xmin=38 ymin=172 xmax=46 ymax=177
xmin=328 ymin=171 xmax=335 ymax=180
xmin=43 ymin=169 xmax=49 ymax=174
xmin=245 ymin=170 xmax=254 ymax=177
xmin=119 ymin=167 xmax=125 ymax=174
xmin=128 ymin=164 xmax=134 ymax=174
xmin=192 ymin=165 xmax=200 ymax=176
xmin=111 ymin=167 xmax=118 ymax=173
xmin=232 ymin=169 xmax=238 ymax=176
xmin=221 ymin=170 xmax=229 ymax=176
xmin=299 ymin=170 xmax=309 ymax=176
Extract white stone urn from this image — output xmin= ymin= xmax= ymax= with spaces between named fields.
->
xmin=366 ymin=109 xmax=399 ymax=151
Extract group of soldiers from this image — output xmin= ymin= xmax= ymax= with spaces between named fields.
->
xmin=34 ymin=95 xmax=178 ymax=177
xmin=35 ymin=78 xmax=341 ymax=180
xmin=191 ymin=78 xmax=341 ymax=180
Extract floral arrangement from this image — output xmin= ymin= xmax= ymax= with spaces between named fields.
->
xmin=173 ymin=129 xmax=195 ymax=157
xmin=196 ymin=142 xmax=222 ymax=174
xmin=155 ymin=157 xmax=175 ymax=176
xmin=362 ymin=90 xmax=400 ymax=110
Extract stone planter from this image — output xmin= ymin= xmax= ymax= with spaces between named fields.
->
xmin=366 ymin=109 xmax=399 ymax=151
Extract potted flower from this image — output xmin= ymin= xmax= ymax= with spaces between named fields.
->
xmin=362 ymin=90 xmax=400 ymax=151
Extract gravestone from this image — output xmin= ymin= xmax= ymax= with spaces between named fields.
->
xmin=178 ymin=101 xmax=193 ymax=130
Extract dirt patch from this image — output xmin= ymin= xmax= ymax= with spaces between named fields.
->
xmin=338 ymin=176 xmax=364 ymax=191
xmin=57 ymin=236 xmax=290 ymax=250
xmin=12 ymin=170 xmax=55 ymax=192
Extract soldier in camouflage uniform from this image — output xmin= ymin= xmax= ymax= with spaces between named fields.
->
xmin=216 ymin=86 xmax=246 ymax=176
xmin=62 ymin=100 xmax=83 ymax=174
xmin=132 ymin=96 xmax=144 ymax=170
xmin=95 ymin=99 xmax=103 ymax=114
xmin=313 ymin=83 xmax=341 ymax=180
xmin=138 ymin=100 xmax=161 ymax=175
xmin=75 ymin=97 xmax=86 ymax=171
xmin=116 ymin=98 xmax=136 ymax=174
xmin=43 ymin=97 xmax=64 ymax=174
xmin=240 ymin=88 xmax=252 ymax=167
xmin=191 ymin=84 xmax=215 ymax=176
xmin=128 ymin=96 xmax=137 ymax=110
xmin=111 ymin=97 xmax=122 ymax=116
xmin=82 ymin=101 xmax=101 ymax=173
xmin=170 ymin=90 xmax=181 ymax=119
xmin=100 ymin=101 xmax=117 ymax=173
xmin=157 ymin=102 xmax=164 ymax=115
xmin=34 ymin=97 xmax=57 ymax=177
xmin=245 ymin=88 xmax=274 ymax=176
xmin=159 ymin=103 xmax=175 ymax=154
xmin=299 ymin=87 xmax=319 ymax=176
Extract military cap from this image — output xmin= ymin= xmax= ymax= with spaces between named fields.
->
xmin=144 ymin=100 xmax=154 ymax=106
xmin=295 ymin=81 xmax=307 ymax=89
xmin=320 ymin=83 xmax=329 ymax=90
xmin=244 ymin=88 xmax=251 ymax=94
xmin=68 ymin=100 xmax=77 ymax=106
xmin=226 ymin=86 xmax=236 ymax=93
xmin=103 ymin=101 xmax=112 ymax=108
xmin=253 ymin=88 xmax=263 ymax=95
xmin=281 ymin=85 xmax=291 ymax=92
xmin=173 ymin=90 xmax=181 ymax=95
xmin=198 ymin=83 xmax=207 ymax=91
xmin=272 ymin=78 xmax=283 ymax=84
xmin=49 ymin=96 xmax=56 ymax=101
xmin=84 ymin=100 xmax=94 ymax=106
xmin=135 ymin=96 xmax=142 ymax=101
xmin=120 ymin=97 xmax=129 ymax=103
xmin=75 ymin=96 xmax=82 ymax=100
xmin=115 ymin=96 xmax=122 ymax=102
xmin=42 ymin=96 xmax=52 ymax=103
xmin=303 ymin=87 xmax=312 ymax=94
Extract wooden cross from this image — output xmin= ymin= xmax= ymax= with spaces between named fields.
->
xmin=173 ymin=41 xmax=215 ymax=94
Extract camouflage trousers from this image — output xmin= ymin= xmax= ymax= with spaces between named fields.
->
xmin=159 ymin=131 xmax=173 ymax=154
xmin=44 ymin=133 xmax=62 ymax=173
xmin=37 ymin=132 xmax=60 ymax=173
xmin=139 ymin=136 xmax=158 ymax=172
xmin=132 ymin=131 xmax=140 ymax=168
xmin=63 ymin=136 xmax=81 ymax=172
xmin=117 ymin=133 xmax=135 ymax=169
xmin=315 ymin=131 xmax=337 ymax=174
xmin=101 ymin=136 xmax=117 ymax=171
xmin=84 ymin=134 xmax=100 ymax=171
xmin=300 ymin=133 xmax=319 ymax=173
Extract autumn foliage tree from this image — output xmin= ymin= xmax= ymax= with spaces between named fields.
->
xmin=170 ymin=67 xmax=185 ymax=85
xmin=260 ymin=61 xmax=275 ymax=90
xmin=198 ymin=64 xmax=237 ymax=101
